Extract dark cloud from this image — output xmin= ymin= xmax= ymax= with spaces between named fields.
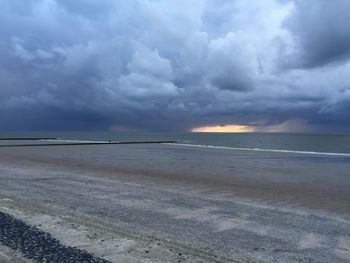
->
xmin=283 ymin=0 xmax=350 ymax=68
xmin=0 ymin=0 xmax=350 ymax=132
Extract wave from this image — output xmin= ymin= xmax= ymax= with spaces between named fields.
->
xmin=171 ymin=143 xmax=350 ymax=157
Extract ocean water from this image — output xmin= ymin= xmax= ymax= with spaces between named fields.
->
xmin=1 ymin=132 xmax=350 ymax=156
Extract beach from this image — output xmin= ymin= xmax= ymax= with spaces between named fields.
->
xmin=0 ymin=143 xmax=349 ymax=262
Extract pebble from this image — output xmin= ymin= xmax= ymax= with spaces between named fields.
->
xmin=0 ymin=211 xmax=111 ymax=263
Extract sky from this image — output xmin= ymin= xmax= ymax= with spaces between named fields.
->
xmin=1 ymin=0 xmax=350 ymax=132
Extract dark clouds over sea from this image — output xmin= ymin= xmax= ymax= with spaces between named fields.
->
xmin=1 ymin=0 xmax=350 ymax=132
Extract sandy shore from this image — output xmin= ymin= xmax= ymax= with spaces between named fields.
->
xmin=0 ymin=144 xmax=349 ymax=262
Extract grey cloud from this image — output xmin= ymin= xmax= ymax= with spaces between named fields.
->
xmin=127 ymin=47 xmax=174 ymax=81
xmin=0 ymin=0 xmax=350 ymax=132
xmin=207 ymin=32 xmax=257 ymax=91
xmin=283 ymin=0 xmax=350 ymax=68
xmin=58 ymin=0 xmax=116 ymax=18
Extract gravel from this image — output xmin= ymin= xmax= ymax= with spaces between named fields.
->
xmin=0 ymin=211 xmax=110 ymax=263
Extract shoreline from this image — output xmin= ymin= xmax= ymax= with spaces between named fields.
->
xmin=170 ymin=142 xmax=350 ymax=157
xmin=1 ymin=144 xmax=349 ymax=217
xmin=0 ymin=144 xmax=349 ymax=262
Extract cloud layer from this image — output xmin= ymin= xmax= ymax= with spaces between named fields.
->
xmin=1 ymin=0 xmax=350 ymax=132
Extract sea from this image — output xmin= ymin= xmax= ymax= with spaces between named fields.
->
xmin=1 ymin=132 xmax=350 ymax=157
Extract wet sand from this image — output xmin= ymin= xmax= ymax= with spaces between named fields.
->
xmin=0 ymin=144 xmax=349 ymax=262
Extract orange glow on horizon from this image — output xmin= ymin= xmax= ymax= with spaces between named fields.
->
xmin=191 ymin=125 xmax=255 ymax=133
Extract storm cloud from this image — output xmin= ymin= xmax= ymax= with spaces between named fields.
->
xmin=0 ymin=0 xmax=350 ymax=132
